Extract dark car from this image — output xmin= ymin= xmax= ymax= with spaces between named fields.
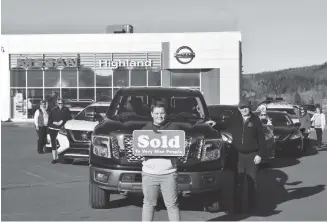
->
xmin=208 ymin=105 xmax=276 ymax=166
xmin=89 ymin=88 xmax=233 ymax=213
xmin=253 ymin=110 xmax=304 ymax=155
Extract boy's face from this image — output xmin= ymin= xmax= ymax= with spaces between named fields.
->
xmin=151 ymin=107 xmax=166 ymax=125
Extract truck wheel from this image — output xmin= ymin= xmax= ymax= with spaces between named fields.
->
xmin=89 ymin=183 xmax=110 ymax=209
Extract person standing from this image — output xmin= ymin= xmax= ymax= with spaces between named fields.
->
xmin=34 ymin=100 xmax=50 ymax=154
xmin=311 ymin=106 xmax=326 ymax=147
xmin=299 ymin=107 xmax=311 ymax=139
xmin=48 ymin=99 xmax=72 ymax=164
xmin=141 ymin=101 xmax=181 ymax=222
xmin=234 ymin=99 xmax=266 ymax=214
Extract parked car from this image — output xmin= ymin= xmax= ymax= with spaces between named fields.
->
xmin=257 ymin=98 xmax=300 ymax=124
xmin=46 ymin=101 xmax=110 ymax=163
xmin=89 ymin=87 xmax=233 ymax=213
xmin=208 ymin=105 xmax=276 ymax=166
xmin=253 ymin=110 xmax=304 ymax=155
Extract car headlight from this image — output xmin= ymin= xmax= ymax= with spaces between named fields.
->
xmin=59 ymin=127 xmax=67 ymax=135
xmin=92 ymin=135 xmax=110 ymax=158
xmin=201 ymin=139 xmax=223 ymax=162
xmin=290 ymin=132 xmax=301 ymax=140
xmin=222 ymin=133 xmax=232 ymax=144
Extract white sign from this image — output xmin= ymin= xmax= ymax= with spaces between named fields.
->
xmin=98 ymin=59 xmax=152 ymax=69
xmin=133 ymin=130 xmax=186 ymax=157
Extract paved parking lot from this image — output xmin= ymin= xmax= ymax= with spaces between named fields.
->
xmin=1 ymin=123 xmax=327 ymax=221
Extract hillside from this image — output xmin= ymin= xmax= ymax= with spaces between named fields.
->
xmin=242 ymin=62 xmax=327 ymax=107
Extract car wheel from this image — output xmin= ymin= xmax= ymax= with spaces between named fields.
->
xmin=89 ymin=183 xmax=110 ymax=209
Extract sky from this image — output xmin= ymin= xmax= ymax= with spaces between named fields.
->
xmin=1 ymin=0 xmax=327 ymax=74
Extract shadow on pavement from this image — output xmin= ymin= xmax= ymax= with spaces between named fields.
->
xmin=208 ymin=168 xmax=325 ymax=221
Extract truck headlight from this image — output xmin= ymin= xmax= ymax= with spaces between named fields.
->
xmin=222 ymin=133 xmax=232 ymax=144
xmin=201 ymin=139 xmax=223 ymax=162
xmin=92 ymin=135 xmax=110 ymax=158
xmin=290 ymin=132 xmax=301 ymax=140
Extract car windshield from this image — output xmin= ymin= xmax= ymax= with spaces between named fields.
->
xmin=267 ymin=108 xmax=296 ymax=115
xmin=108 ymin=93 xmax=206 ymax=122
xmin=74 ymin=106 xmax=109 ymax=121
xmin=268 ymin=113 xmax=292 ymax=126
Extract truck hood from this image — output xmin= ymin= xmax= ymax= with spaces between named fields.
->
xmin=64 ymin=119 xmax=99 ymax=131
xmin=94 ymin=118 xmax=220 ymax=138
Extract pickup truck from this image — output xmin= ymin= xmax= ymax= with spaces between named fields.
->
xmin=89 ymin=87 xmax=234 ymax=212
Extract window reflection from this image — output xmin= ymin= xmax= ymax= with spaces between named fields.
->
xmin=113 ymin=69 xmax=129 ymax=87
xmin=96 ymin=70 xmax=112 ymax=87
xmin=62 ymin=88 xmax=77 ymax=100
xmin=61 ymin=68 xmax=77 ymax=87
xmin=131 ymin=69 xmax=146 ymax=86
xmin=171 ymin=70 xmax=200 ymax=87
xmin=79 ymin=88 xmax=95 ymax=100
xmin=79 ymin=68 xmax=95 ymax=87
xmin=27 ymin=69 xmax=43 ymax=87
xmin=44 ymin=68 xmax=60 ymax=87
xmin=148 ymin=70 xmax=161 ymax=86
xmin=96 ymin=88 xmax=112 ymax=101
xmin=10 ymin=68 xmax=26 ymax=87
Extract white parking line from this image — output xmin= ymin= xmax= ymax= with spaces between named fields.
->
xmin=23 ymin=170 xmax=48 ymax=180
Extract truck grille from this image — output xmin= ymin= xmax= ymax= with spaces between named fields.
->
xmin=122 ymin=135 xmax=197 ymax=163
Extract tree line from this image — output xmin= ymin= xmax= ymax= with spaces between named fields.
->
xmin=242 ymin=62 xmax=327 ymax=106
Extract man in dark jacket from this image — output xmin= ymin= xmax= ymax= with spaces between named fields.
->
xmin=48 ymin=98 xmax=72 ymax=164
xmin=234 ymin=99 xmax=266 ymax=214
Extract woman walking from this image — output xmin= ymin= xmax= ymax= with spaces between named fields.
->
xmin=311 ymin=107 xmax=326 ymax=147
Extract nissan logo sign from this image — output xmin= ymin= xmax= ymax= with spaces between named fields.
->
xmin=174 ymin=46 xmax=195 ymax=64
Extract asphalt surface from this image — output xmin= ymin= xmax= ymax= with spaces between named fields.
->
xmin=1 ymin=122 xmax=327 ymax=221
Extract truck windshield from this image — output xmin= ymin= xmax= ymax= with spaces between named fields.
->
xmin=108 ymin=94 xmax=206 ymax=122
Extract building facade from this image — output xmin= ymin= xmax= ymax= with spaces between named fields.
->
xmin=0 ymin=32 xmax=242 ymax=121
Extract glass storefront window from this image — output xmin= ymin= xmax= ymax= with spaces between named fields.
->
xmin=171 ymin=70 xmax=200 ymax=87
xmin=61 ymin=68 xmax=77 ymax=87
xmin=113 ymin=69 xmax=129 ymax=87
xmin=10 ymin=68 xmax=26 ymax=87
xmin=131 ymin=69 xmax=147 ymax=86
xmin=10 ymin=88 xmax=27 ymax=119
xmin=62 ymin=88 xmax=77 ymax=100
xmin=79 ymin=88 xmax=95 ymax=100
xmin=27 ymin=89 xmax=43 ymax=118
xmin=96 ymin=88 xmax=112 ymax=102
xmin=96 ymin=70 xmax=113 ymax=87
xmin=79 ymin=68 xmax=95 ymax=87
xmin=27 ymin=69 xmax=43 ymax=87
xmin=44 ymin=68 xmax=60 ymax=87
xmin=44 ymin=89 xmax=60 ymax=109
xmin=148 ymin=70 xmax=161 ymax=86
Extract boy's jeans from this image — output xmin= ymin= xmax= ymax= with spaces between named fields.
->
xmin=142 ymin=172 xmax=180 ymax=221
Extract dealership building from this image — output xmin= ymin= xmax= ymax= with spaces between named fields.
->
xmin=0 ymin=31 xmax=242 ymax=121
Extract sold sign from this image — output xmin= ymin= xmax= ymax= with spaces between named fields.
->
xmin=132 ymin=130 xmax=186 ymax=157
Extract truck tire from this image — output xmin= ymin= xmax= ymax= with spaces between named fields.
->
xmin=89 ymin=183 xmax=110 ymax=209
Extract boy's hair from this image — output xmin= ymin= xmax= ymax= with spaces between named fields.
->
xmin=150 ymin=101 xmax=166 ymax=112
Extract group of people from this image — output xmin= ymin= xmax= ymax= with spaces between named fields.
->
xmin=299 ymin=106 xmax=326 ymax=147
xmin=139 ymin=98 xmax=326 ymax=221
xmin=34 ymin=98 xmax=71 ymax=163
xmin=138 ymin=99 xmax=269 ymax=221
